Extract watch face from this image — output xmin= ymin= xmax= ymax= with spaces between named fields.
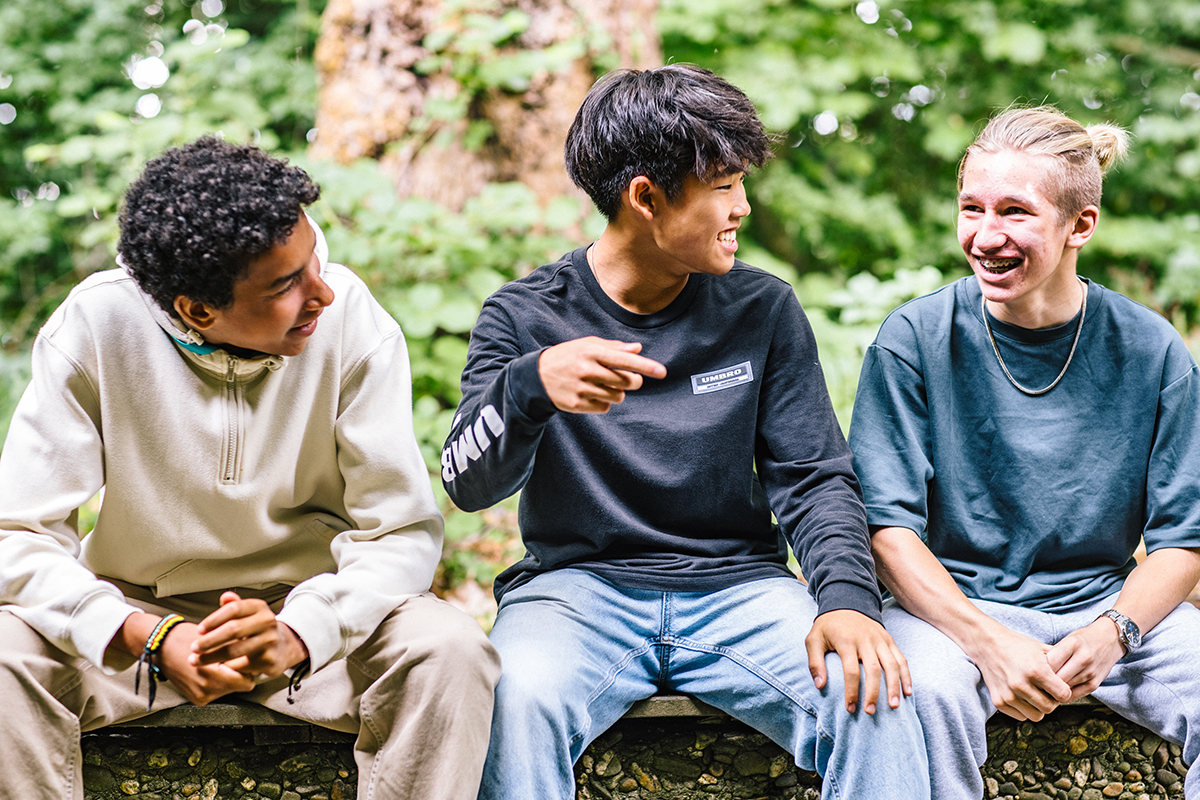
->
xmin=1105 ymin=610 xmax=1141 ymax=650
xmin=1121 ymin=619 xmax=1141 ymax=649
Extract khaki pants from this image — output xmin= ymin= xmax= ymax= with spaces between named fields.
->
xmin=0 ymin=589 xmax=501 ymax=800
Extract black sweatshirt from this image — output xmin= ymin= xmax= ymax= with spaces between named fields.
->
xmin=441 ymin=247 xmax=882 ymax=621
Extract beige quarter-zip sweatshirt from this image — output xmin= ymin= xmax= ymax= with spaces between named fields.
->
xmin=0 ymin=226 xmax=442 ymax=674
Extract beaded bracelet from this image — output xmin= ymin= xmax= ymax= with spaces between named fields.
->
xmin=135 ymin=613 xmax=186 ymax=711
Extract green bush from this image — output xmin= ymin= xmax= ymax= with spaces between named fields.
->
xmin=0 ymin=0 xmax=323 ymax=343
xmin=3 ymin=0 xmax=1199 ymax=611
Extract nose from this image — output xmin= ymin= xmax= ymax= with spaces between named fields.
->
xmin=305 ymin=264 xmax=335 ymax=310
xmin=974 ymin=212 xmax=1007 ymax=250
xmin=732 ymin=184 xmax=751 ymax=218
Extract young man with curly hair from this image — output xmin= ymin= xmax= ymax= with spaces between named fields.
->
xmin=443 ymin=65 xmax=928 ymax=800
xmin=849 ymin=106 xmax=1200 ymax=798
xmin=0 ymin=137 xmax=500 ymax=800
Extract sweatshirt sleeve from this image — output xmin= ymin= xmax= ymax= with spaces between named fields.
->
xmin=0 ymin=332 xmax=141 ymax=671
xmin=276 ymin=323 xmax=445 ymax=673
xmin=440 ymin=298 xmax=558 ymax=512
xmin=755 ymin=292 xmax=883 ymax=622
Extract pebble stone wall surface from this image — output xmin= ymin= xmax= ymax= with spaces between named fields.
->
xmin=80 ymin=705 xmax=1187 ymax=800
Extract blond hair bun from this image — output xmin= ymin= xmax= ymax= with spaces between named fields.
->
xmin=1086 ymin=123 xmax=1131 ymax=172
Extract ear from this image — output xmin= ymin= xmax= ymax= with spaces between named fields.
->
xmin=173 ymin=295 xmax=220 ymax=332
xmin=625 ymin=175 xmax=659 ymax=222
xmin=1066 ymin=206 xmax=1099 ymax=249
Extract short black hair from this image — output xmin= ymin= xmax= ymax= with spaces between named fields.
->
xmin=118 ymin=136 xmax=320 ymax=313
xmin=564 ymin=64 xmax=773 ymax=220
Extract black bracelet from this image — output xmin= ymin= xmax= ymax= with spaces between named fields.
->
xmin=135 ymin=613 xmax=186 ymax=711
xmin=286 ymin=657 xmax=311 ymax=705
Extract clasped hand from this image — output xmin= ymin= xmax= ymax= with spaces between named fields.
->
xmin=972 ymin=619 xmax=1123 ymax=721
xmin=121 ymin=592 xmax=309 ymax=706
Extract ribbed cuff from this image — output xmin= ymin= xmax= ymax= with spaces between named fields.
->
xmin=276 ymin=592 xmax=343 ymax=673
xmin=506 ymin=350 xmax=558 ymax=422
xmin=815 ymin=580 xmax=883 ymax=625
xmin=70 ymin=593 xmax=143 ymax=673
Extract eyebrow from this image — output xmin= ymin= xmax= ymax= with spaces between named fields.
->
xmin=267 ymin=265 xmax=307 ymax=291
xmin=957 ymin=191 xmax=1038 ymax=207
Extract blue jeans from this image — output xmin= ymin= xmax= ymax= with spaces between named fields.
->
xmin=884 ymin=593 xmax=1200 ymax=800
xmin=480 ymin=569 xmax=929 ymax=800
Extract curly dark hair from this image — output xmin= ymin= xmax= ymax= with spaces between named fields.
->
xmin=118 ymin=136 xmax=320 ymax=312
xmin=564 ymin=64 xmax=773 ymax=221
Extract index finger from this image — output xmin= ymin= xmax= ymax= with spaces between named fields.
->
xmin=596 ymin=349 xmax=666 ymax=380
xmin=193 ymin=602 xmax=274 ymax=653
xmin=1031 ymin=668 xmax=1073 ymax=705
xmin=1044 ymin=637 xmax=1073 ymax=673
xmin=195 ymin=596 xmax=257 ymax=635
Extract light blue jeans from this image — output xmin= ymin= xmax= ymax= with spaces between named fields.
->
xmin=884 ymin=593 xmax=1200 ymax=800
xmin=479 ymin=569 xmax=929 ymax=800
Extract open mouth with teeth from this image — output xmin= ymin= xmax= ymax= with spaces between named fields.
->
xmin=717 ymin=230 xmax=737 ymax=245
xmin=978 ymin=257 xmax=1022 ymax=274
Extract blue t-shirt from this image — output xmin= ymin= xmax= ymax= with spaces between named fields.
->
xmin=443 ymin=247 xmax=881 ymax=620
xmin=849 ymin=277 xmax=1200 ymax=611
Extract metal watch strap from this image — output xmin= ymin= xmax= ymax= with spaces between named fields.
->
xmin=1099 ymin=609 xmax=1141 ymax=653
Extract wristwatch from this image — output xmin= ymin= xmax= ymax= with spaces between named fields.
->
xmin=1098 ymin=609 xmax=1141 ymax=654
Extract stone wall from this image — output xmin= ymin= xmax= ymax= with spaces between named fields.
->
xmin=81 ymin=704 xmax=1187 ymax=800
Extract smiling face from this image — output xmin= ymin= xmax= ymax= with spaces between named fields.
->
xmin=653 ymin=171 xmax=750 ymax=277
xmin=957 ymin=149 xmax=1097 ymax=326
xmin=177 ymin=214 xmax=335 ymax=357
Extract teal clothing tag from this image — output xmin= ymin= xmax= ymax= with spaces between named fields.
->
xmin=168 ymin=332 xmax=218 ymax=355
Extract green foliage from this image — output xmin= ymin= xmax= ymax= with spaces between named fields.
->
xmin=406 ymin=0 xmax=603 ymax=154
xmin=4 ymin=0 xmax=1200 ymax=608
xmin=0 ymin=0 xmax=324 ymax=344
xmin=295 ymin=156 xmax=593 ymax=473
xmin=275 ymin=155 xmax=597 ymax=593
xmin=740 ymin=243 xmax=963 ymax=426
xmin=0 ymin=349 xmax=31 ymax=445
xmin=662 ymin=0 xmax=1200 ymax=328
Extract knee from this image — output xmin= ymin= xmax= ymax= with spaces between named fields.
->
xmin=414 ymin=604 xmax=501 ymax=688
xmin=0 ymin=613 xmax=79 ymax=713
xmin=904 ymin=663 xmax=987 ymax=738
xmin=0 ymin=613 xmax=60 ymax=678
xmin=368 ymin=598 xmax=501 ymax=693
xmin=489 ymin=633 xmax=597 ymax=728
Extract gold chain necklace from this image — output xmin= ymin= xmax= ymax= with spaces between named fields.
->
xmin=981 ymin=279 xmax=1087 ymax=397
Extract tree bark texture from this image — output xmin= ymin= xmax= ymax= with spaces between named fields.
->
xmin=311 ymin=0 xmax=660 ymax=208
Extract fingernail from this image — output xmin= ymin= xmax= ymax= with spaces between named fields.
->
xmin=866 ymin=704 xmax=876 ymax=714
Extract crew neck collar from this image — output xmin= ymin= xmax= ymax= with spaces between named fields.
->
xmin=971 ymin=278 xmax=1098 ymax=344
xmin=571 ymin=246 xmax=702 ymax=329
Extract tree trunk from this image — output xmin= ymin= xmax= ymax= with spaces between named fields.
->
xmin=310 ymin=0 xmax=660 ymax=209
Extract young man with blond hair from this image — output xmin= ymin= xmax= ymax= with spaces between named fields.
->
xmin=850 ymin=106 xmax=1200 ymax=798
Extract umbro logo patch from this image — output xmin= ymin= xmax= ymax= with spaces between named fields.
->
xmin=691 ymin=361 xmax=754 ymax=395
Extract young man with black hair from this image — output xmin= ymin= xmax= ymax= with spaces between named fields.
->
xmin=443 ymin=65 xmax=928 ymax=800
xmin=0 ymin=137 xmax=500 ymax=800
